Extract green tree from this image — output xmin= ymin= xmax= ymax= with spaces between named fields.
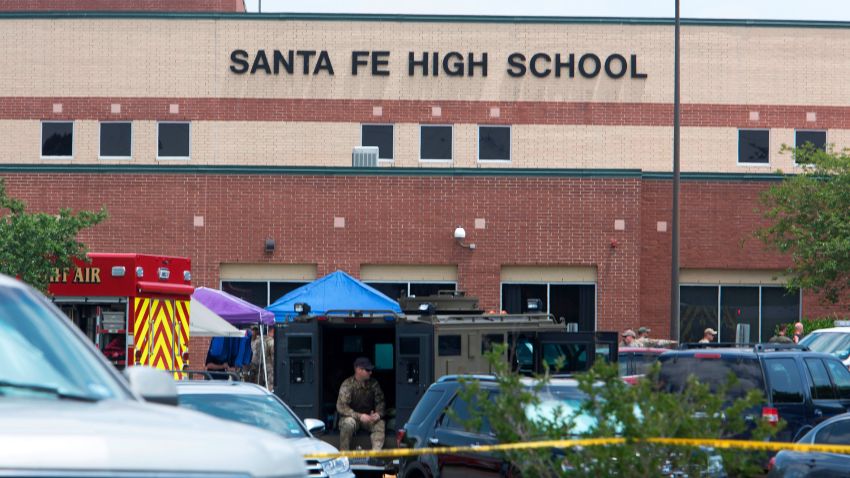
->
xmin=0 ymin=178 xmax=107 ymax=293
xmin=758 ymin=143 xmax=850 ymax=303
xmin=458 ymin=346 xmax=779 ymax=478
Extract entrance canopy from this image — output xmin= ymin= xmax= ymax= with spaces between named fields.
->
xmin=191 ymin=287 xmax=275 ymax=326
xmin=266 ymin=270 xmax=402 ymax=322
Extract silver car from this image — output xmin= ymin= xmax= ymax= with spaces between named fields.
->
xmin=0 ymin=273 xmax=307 ymax=478
xmin=176 ymin=380 xmax=354 ymax=478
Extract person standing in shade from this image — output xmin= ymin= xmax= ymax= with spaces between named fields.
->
xmin=261 ymin=326 xmax=274 ymax=391
xmin=619 ymin=329 xmax=636 ymax=347
xmin=337 ymin=357 xmax=386 ymax=451
xmin=699 ymin=328 xmax=717 ymax=343
xmin=793 ymin=322 xmax=805 ymax=344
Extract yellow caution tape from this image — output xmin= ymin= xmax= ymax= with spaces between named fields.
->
xmin=303 ymin=437 xmax=850 ymax=460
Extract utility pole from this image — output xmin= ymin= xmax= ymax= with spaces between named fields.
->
xmin=670 ymin=0 xmax=681 ymax=341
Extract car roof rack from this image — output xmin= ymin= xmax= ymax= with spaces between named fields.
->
xmin=678 ymin=342 xmax=757 ymax=350
xmin=753 ymin=343 xmax=810 ymax=352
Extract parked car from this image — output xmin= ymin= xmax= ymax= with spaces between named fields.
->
xmin=799 ymin=326 xmax=850 ymax=367
xmin=658 ymin=343 xmax=850 ymax=442
xmin=768 ymin=412 xmax=850 ymax=477
xmin=0 ymin=273 xmax=307 ymax=477
xmin=176 ymin=380 xmax=354 ymax=478
xmin=396 ymin=375 xmax=723 ymax=478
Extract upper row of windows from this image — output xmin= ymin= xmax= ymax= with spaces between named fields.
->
xmin=739 ymin=129 xmax=826 ymax=165
xmin=42 ymin=121 xmax=190 ymax=160
xmin=40 ymin=121 xmax=828 ymax=165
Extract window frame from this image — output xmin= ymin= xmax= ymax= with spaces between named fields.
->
xmin=419 ymin=124 xmax=454 ymax=162
xmin=500 ymin=281 xmax=597 ymax=331
xmin=477 ymin=125 xmax=512 ymax=163
xmin=98 ymin=121 xmax=133 ymax=160
xmin=737 ymin=128 xmax=771 ymax=167
xmin=156 ymin=121 xmax=191 ymax=160
xmin=360 ymin=123 xmax=395 ymax=161
xmin=794 ymin=129 xmax=827 ymax=164
xmin=678 ymin=283 xmax=802 ymax=343
xmin=40 ymin=120 xmax=75 ymax=159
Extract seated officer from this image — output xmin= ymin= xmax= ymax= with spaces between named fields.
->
xmin=336 ymin=357 xmax=386 ymax=451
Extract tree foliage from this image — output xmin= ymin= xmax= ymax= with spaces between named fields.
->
xmin=0 ymin=178 xmax=107 ymax=293
xmin=458 ymin=346 xmax=779 ymax=478
xmin=758 ymin=143 xmax=850 ymax=303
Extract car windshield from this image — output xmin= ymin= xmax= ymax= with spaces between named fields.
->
xmin=178 ymin=392 xmax=308 ymax=438
xmin=0 ymin=283 xmax=129 ymax=401
xmin=800 ymin=332 xmax=850 ymax=360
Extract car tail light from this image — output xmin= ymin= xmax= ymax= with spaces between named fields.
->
xmin=694 ymin=353 xmax=721 ymax=359
xmin=767 ymin=456 xmax=776 ymax=471
xmin=762 ymin=407 xmax=779 ymax=426
xmin=396 ymin=429 xmax=406 ymax=447
xmin=622 ymin=376 xmax=639 ymax=386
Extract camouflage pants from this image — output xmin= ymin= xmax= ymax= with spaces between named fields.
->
xmin=338 ymin=416 xmax=385 ymax=451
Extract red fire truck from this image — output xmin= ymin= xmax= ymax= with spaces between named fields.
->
xmin=48 ymin=253 xmax=193 ymax=372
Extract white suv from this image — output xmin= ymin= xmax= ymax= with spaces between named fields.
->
xmin=0 ymin=274 xmax=306 ymax=478
xmin=799 ymin=325 xmax=850 ymax=368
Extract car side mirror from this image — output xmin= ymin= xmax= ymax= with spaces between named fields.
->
xmin=304 ymin=418 xmax=326 ymax=435
xmin=123 ymin=366 xmax=179 ymax=406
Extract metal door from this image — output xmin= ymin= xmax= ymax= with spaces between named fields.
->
xmin=396 ymin=320 xmax=434 ymax=427
xmin=277 ymin=320 xmax=321 ymax=421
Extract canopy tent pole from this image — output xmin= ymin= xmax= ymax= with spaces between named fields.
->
xmin=259 ymin=325 xmax=269 ymax=390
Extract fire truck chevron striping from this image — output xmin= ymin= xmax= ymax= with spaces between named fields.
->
xmin=50 ymin=253 xmax=193 ymax=373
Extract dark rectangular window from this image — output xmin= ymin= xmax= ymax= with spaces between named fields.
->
xmin=765 ymin=358 xmax=804 ymax=403
xmin=795 ymin=130 xmax=826 ymax=151
xmin=100 ymin=122 xmax=131 ymax=158
xmin=366 ymin=282 xmax=409 ymax=300
xmin=680 ymin=286 xmax=719 ymax=343
xmin=362 ymin=124 xmax=393 ymax=160
xmin=761 ymin=287 xmax=799 ymax=342
xmin=720 ymin=286 xmax=758 ymax=344
xmin=409 ymin=282 xmax=456 ymax=297
xmin=438 ymin=335 xmax=462 ymax=356
xmin=287 ymin=336 xmax=312 ymax=355
xmin=158 ymin=122 xmax=190 ymax=158
xmin=502 ymin=284 xmax=548 ymax=314
xmin=41 ymin=121 xmax=73 ymax=157
xmin=825 ymin=360 xmax=850 ymax=400
xmin=222 ymin=281 xmax=267 ymax=307
xmin=399 ymin=337 xmax=420 ymax=355
xmin=269 ymin=281 xmax=308 ymax=305
xmin=550 ymin=284 xmax=596 ymax=332
xmin=479 ymin=126 xmax=511 ymax=161
xmin=482 ymin=334 xmax=505 ymax=354
xmin=738 ymin=129 xmax=769 ymax=164
xmin=420 ymin=125 xmax=452 ymax=160
xmin=806 ymin=358 xmax=836 ymax=400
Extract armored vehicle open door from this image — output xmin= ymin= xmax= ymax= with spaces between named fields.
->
xmin=276 ymin=319 xmax=321 ymax=420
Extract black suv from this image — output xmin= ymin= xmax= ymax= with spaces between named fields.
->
xmin=396 ymin=375 xmax=587 ymax=478
xmin=658 ymin=344 xmax=850 ymax=442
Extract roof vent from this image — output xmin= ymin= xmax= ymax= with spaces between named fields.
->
xmin=352 ymin=146 xmax=379 ymax=167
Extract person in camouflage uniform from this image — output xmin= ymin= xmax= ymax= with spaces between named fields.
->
xmin=336 ymin=357 xmax=385 ymax=451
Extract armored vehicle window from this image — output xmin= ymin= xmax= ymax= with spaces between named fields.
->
xmin=543 ymin=343 xmax=589 ymax=374
xmin=375 ymin=343 xmax=393 ymax=369
xmin=482 ymin=334 xmax=505 ymax=354
xmin=287 ymin=336 xmax=312 ymax=355
xmin=399 ymin=337 xmax=420 ymax=355
xmin=438 ymin=335 xmax=462 ymax=356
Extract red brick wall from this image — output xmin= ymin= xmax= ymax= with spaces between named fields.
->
xmin=0 ymin=97 xmax=843 ymax=129
xmin=0 ymin=0 xmax=245 ymax=12
xmin=4 ymin=171 xmax=842 ymax=346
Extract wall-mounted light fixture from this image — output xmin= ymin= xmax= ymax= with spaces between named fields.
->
xmin=264 ymin=238 xmax=275 ymax=254
xmin=453 ymin=226 xmax=476 ymax=250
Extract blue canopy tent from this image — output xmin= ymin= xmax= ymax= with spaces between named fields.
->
xmin=266 ymin=270 xmax=402 ymax=322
